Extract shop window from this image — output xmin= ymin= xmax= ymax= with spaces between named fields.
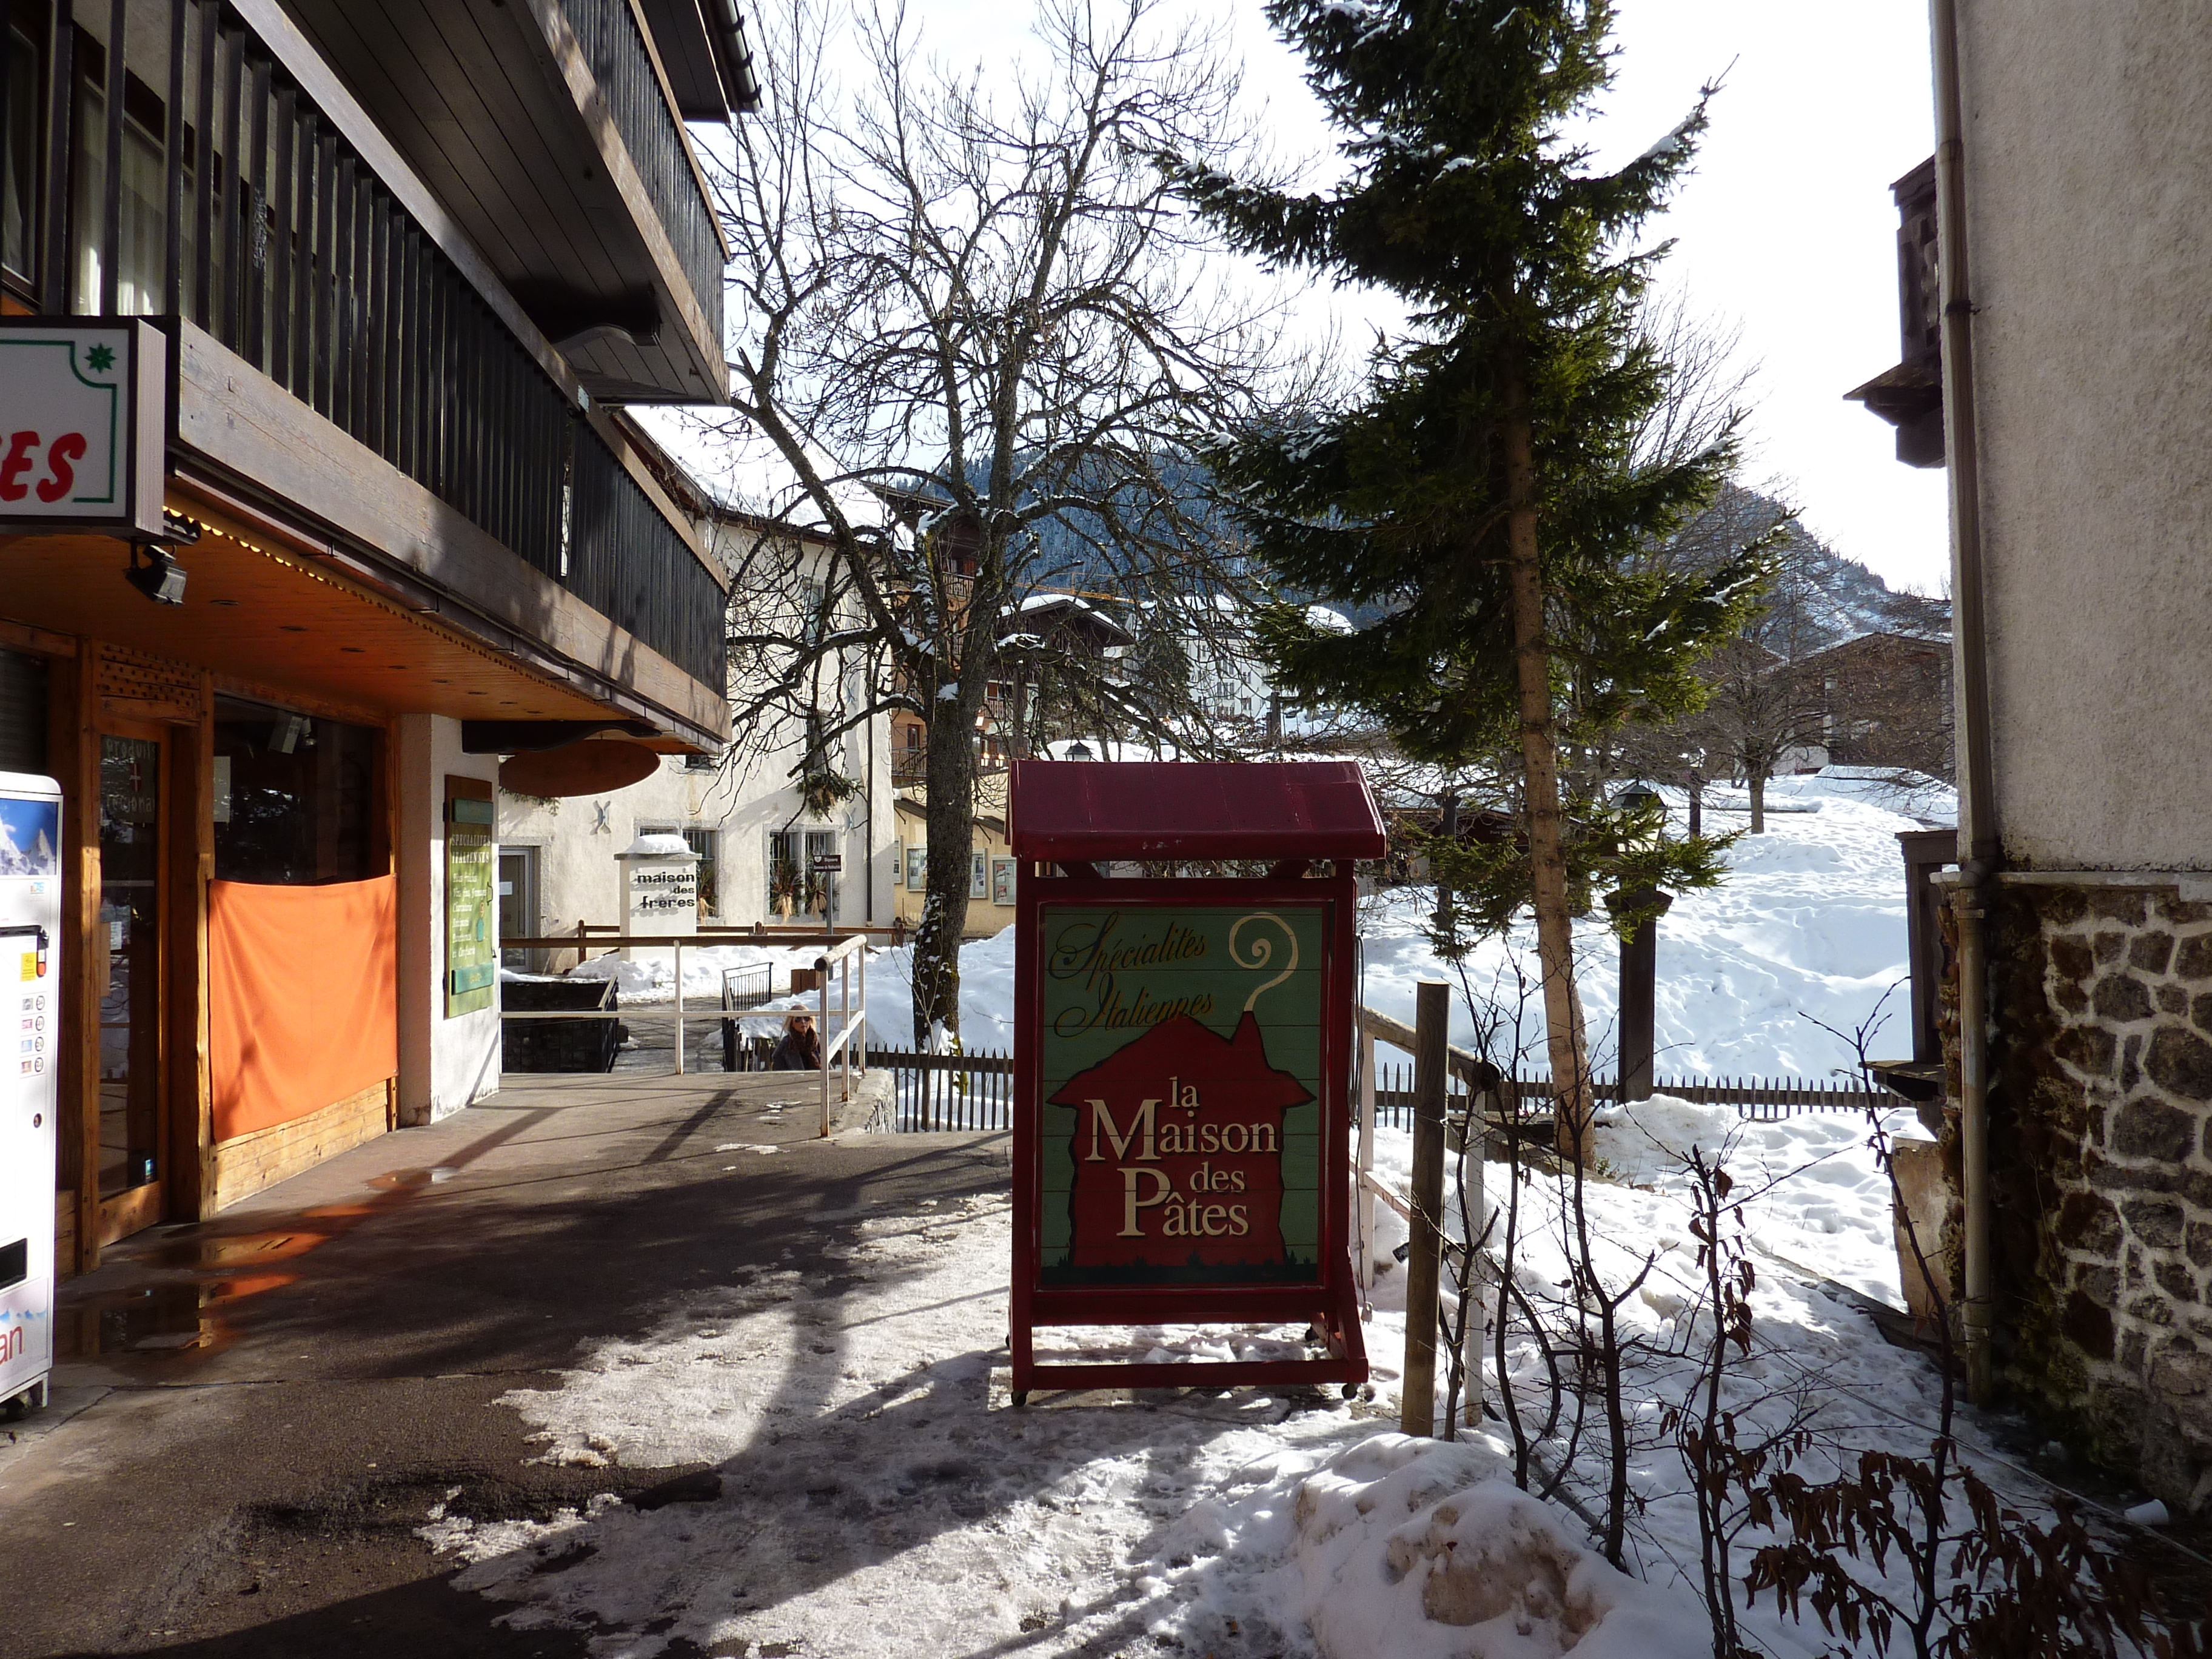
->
xmin=0 ymin=648 xmax=47 ymax=774
xmin=212 ymin=695 xmax=380 ymax=884
xmin=766 ymin=827 xmax=835 ymax=917
xmin=2 ymin=18 xmax=35 ymax=285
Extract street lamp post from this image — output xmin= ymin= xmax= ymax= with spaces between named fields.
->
xmin=1609 ymin=782 xmax=1671 ymax=1104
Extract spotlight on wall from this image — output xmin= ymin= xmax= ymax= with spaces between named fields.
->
xmin=124 ymin=545 xmax=187 ymax=605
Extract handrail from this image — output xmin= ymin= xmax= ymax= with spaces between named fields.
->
xmin=498 ymin=932 xmax=869 ymax=1111
xmin=1355 ymin=1005 xmax=1500 ymax=1093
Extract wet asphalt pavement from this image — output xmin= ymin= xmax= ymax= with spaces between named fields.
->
xmin=0 ymin=1070 xmax=1006 ymax=1659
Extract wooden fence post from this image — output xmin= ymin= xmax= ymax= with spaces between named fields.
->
xmin=1357 ymin=1024 xmax=1377 ymax=1292
xmin=1402 ymin=980 xmax=1449 ymax=1437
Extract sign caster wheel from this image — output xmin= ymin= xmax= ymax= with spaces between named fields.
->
xmin=1011 ymin=1390 xmax=1029 ymax=1408
xmin=1341 ymin=1382 xmax=1359 ymax=1401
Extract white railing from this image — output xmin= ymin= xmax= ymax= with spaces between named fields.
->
xmin=814 ymin=933 xmax=868 ymax=1138
xmin=500 ymin=933 xmax=869 ymax=1134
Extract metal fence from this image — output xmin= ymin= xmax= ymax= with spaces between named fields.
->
xmin=862 ymin=1050 xmax=1888 ymax=1133
xmin=868 ymin=1048 xmax=1014 ymax=1132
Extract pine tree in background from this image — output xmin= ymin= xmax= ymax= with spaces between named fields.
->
xmin=1166 ymin=0 xmax=1767 ymax=1153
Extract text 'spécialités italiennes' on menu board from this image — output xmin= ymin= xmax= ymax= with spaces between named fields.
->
xmin=1036 ymin=903 xmax=1327 ymax=1287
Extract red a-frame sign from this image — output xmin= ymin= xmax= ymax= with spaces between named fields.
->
xmin=1008 ymin=760 xmax=1384 ymax=1400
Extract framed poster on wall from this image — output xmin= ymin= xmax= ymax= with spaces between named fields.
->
xmin=991 ymin=856 xmax=1017 ymax=907
xmin=970 ymin=850 xmax=988 ymax=899
xmin=445 ymin=779 xmax=495 ymax=1016
xmin=906 ymin=845 xmax=927 ymax=891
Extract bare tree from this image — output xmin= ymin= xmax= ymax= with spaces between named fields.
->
xmin=704 ymin=0 xmax=1302 ymax=1042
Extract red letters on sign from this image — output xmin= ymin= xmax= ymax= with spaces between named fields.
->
xmin=36 ymin=432 xmax=84 ymax=503
xmin=0 ymin=430 xmax=90 ymax=504
xmin=0 ymin=431 xmax=36 ymax=501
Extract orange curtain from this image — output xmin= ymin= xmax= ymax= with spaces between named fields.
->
xmin=210 ymin=876 xmax=398 ymax=1142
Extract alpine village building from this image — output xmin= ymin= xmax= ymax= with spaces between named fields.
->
xmin=1854 ymin=3 xmax=2212 ymax=1509
xmin=0 ymin=0 xmax=754 ymax=1276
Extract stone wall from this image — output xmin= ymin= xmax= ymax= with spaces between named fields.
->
xmin=1988 ymin=882 xmax=2212 ymax=1507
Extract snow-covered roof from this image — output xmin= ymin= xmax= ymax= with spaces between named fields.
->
xmin=626 ymin=408 xmax=888 ymax=534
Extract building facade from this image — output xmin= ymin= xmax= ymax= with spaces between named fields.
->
xmin=503 ymin=506 xmax=900 ymax=947
xmin=1859 ymin=1 xmax=2212 ymax=1506
xmin=0 ymin=0 xmax=748 ymax=1273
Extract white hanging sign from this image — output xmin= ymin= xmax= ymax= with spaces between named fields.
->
xmin=0 ymin=318 xmax=167 ymax=535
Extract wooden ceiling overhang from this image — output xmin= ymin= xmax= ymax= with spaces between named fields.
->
xmin=0 ymin=492 xmax=697 ymax=750
xmin=262 ymin=0 xmax=728 ymax=404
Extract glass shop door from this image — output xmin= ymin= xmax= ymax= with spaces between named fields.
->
xmin=96 ymin=725 xmax=168 ymax=1244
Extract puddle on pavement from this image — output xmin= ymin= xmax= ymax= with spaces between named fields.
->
xmin=57 ymin=1155 xmax=472 ymax=1362
xmin=142 ymin=1232 xmax=327 ymax=1270
xmin=366 ymin=1166 xmax=461 ymax=1191
xmin=55 ymin=1282 xmax=224 ymax=1359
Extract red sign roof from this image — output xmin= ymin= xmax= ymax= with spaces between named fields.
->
xmin=1008 ymin=760 xmax=1387 ymax=862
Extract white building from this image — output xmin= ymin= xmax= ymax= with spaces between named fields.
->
xmin=501 ymin=500 xmax=897 ymax=952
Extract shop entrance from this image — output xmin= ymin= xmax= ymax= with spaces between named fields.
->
xmin=95 ymin=724 xmax=169 ymax=1245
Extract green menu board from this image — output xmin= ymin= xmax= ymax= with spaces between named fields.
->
xmin=1035 ymin=902 xmax=1327 ymax=1287
xmin=445 ymin=786 xmax=495 ymax=1016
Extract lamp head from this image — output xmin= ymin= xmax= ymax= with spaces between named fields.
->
xmin=125 ymin=545 xmax=187 ymax=605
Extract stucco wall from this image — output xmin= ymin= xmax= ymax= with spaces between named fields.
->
xmin=394 ymin=714 xmax=501 ymax=1124
xmin=1958 ymin=2 xmax=2212 ymax=870
xmin=503 ymin=724 xmax=897 ymax=947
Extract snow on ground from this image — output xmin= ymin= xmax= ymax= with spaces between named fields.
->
xmin=422 ymin=1094 xmax=2026 ymax=1659
xmin=560 ymin=941 xmax=833 ymax=1008
xmin=855 ymin=768 xmax=1954 ymax=1073
xmin=426 ymin=769 xmax=2013 ymax=1655
xmin=1359 ymin=769 xmax=1955 ymax=1081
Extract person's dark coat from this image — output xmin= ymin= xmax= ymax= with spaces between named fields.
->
xmin=771 ymin=1021 xmax=823 ymax=1071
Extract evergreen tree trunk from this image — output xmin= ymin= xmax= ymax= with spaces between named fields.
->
xmin=1503 ymin=380 xmax=1595 ymax=1158
xmin=1433 ymin=791 xmax=1459 ymax=936
xmin=1748 ymin=769 xmax=1767 ymax=835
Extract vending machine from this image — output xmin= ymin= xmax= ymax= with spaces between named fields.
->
xmin=1 ymin=771 xmax=61 ymax=1417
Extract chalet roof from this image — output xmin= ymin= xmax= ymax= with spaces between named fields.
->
xmin=1008 ymin=759 xmax=1387 ymax=862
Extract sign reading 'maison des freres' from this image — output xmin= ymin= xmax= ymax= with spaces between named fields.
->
xmin=1037 ymin=904 xmax=1324 ymax=1287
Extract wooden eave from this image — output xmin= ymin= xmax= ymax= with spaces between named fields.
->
xmin=265 ymin=0 xmax=727 ymax=404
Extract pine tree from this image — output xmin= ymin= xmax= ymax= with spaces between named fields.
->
xmin=1167 ymin=0 xmax=1766 ymax=1152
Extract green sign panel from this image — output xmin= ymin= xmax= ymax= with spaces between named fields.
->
xmin=445 ymin=792 xmax=495 ymax=1016
xmin=1036 ymin=902 xmax=1327 ymax=1287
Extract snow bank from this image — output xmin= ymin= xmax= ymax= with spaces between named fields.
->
xmin=565 ymin=941 xmax=832 ymax=1005
xmin=1290 ymin=1438 xmax=1708 ymax=1659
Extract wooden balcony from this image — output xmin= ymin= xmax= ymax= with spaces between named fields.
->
xmin=0 ymin=0 xmax=727 ymax=742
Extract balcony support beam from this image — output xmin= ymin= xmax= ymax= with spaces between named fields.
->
xmin=511 ymin=0 xmax=727 ymax=400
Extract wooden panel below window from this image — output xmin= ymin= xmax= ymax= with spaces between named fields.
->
xmin=54 ymin=1191 xmax=77 ymax=1287
xmin=209 ymin=1078 xmax=397 ymax=1213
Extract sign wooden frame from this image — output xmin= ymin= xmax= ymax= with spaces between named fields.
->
xmin=1011 ymin=868 xmax=1367 ymax=1399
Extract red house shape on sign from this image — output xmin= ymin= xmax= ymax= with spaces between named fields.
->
xmin=1049 ymin=1011 xmax=1313 ymax=1275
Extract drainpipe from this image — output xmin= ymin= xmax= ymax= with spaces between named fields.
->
xmin=1932 ymin=0 xmax=1999 ymax=1405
